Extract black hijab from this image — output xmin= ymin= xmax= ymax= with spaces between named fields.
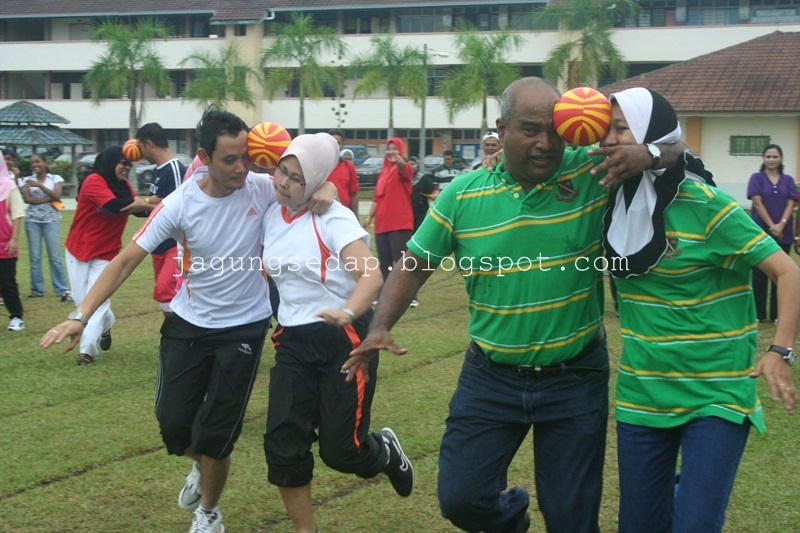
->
xmin=91 ymin=146 xmax=133 ymax=199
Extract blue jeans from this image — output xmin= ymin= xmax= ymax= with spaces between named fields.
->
xmin=617 ymin=417 xmax=751 ymax=533
xmin=25 ymin=219 xmax=68 ymax=296
xmin=438 ymin=338 xmax=609 ymax=533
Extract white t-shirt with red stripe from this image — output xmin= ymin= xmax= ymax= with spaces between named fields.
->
xmin=262 ymin=202 xmax=369 ymax=327
xmin=133 ymin=168 xmax=275 ymax=328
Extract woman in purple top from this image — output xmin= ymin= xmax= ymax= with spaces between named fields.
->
xmin=746 ymin=144 xmax=798 ymax=321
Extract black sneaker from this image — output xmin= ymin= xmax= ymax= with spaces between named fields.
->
xmin=380 ymin=427 xmax=414 ymax=497
xmin=100 ymin=330 xmax=112 ymax=351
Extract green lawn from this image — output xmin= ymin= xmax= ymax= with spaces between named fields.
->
xmin=0 ymin=211 xmax=797 ymax=532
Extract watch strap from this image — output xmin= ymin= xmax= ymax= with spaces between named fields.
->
xmin=767 ymin=345 xmax=791 ymax=357
xmin=67 ymin=310 xmax=89 ymax=326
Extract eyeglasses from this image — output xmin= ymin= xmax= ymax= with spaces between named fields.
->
xmin=277 ymin=163 xmax=305 ymax=187
xmin=118 ymin=160 xmax=133 ymax=168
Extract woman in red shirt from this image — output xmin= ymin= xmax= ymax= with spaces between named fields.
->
xmin=64 ymin=146 xmax=149 ymax=364
xmin=362 ymin=138 xmax=414 ymax=286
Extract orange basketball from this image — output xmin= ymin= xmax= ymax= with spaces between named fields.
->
xmin=122 ymin=139 xmax=143 ymax=162
xmin=247 ymin=122 xmax=292 ymax=168
xmin=553 ymin=87 xmax=612 ymax=146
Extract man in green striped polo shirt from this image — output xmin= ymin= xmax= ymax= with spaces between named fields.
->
xmin=346 ymin=77 xmax=685 ymax=532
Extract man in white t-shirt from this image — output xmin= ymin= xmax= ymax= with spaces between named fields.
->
xmin=40 ymin=108 xmax=335 ymax=533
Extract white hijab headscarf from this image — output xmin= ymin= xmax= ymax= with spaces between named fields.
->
xmin=280 ymin=133 xmax=340 ymax=203
xmin=603 ymin=87 xmax=683 ymax=277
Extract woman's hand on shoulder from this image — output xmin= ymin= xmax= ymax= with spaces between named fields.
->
xmin=316 ymin=308 xmax=353 ymax=326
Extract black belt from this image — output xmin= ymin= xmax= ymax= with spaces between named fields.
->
xmin=490 ymin=330 xmax=605 ymax=377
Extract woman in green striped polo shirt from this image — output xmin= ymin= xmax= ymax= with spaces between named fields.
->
xmin=601 ymin=87 xmax=800 ymax=533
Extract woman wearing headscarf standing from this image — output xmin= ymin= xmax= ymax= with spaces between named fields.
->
xmin=746 ymin=144 xmax=797 ymax=322
xmin=262 ymin=133 xmax=413 ymax=532
xmin=601 ymin=87 xmax=800 ymax=533
xmin=362 ymin=138 xmax=415 ymax=303
xmin=0 ymin=153 xmax=26 ymax=331
xmin=64 ymin=146 xmax=149 ymax=364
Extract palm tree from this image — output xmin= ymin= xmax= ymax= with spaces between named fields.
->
xmin=350 ymin=36 xmax=427 ymax=140
xmin=538 ymin=0 xmax=639 ymax=89
xmin=181 ymin=43 xmax=260 ymax=109
xmin=83 ymin=18 xmax=172 ymax=139
xmin=261 ymin=13 xmax=346 ymax=135
xmin=439 ymin=26 xmax=523 ymax=132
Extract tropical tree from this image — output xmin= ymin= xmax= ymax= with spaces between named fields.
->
xmin=261 ymin=13 xmax=346 ymax=135
xmin=537 ymin=0 xmax=639 ymax=89
xmin=439 ymin=26 xmax=524 ymax=132
xmin=350 ymin=36 xmax=427 ymax=140
xmin=83 ymin=18 xmax=172 ymax=138
xmin=180 ymin=43 xmax=260 ymax=109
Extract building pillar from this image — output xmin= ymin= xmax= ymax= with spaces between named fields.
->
xmin=685 ymin=116 xmax=702 ymax=155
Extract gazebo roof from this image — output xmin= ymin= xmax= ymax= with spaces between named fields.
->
xmin=0 ymin=125 xmax=93 ymax=147
xmin=0 ymin=100 xmax=70 ymax=125
xmin=0 ymin=100 xmax=92 ymax=147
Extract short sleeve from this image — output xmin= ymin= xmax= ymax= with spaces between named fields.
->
xmin=80 ymin=174 xmax=117 ymax=207
xmin=705 ymin=191 xmax=779 ymax=274
xmin=746 ymin=173 xmax=762 ymax=199
xmin=132 ymin=200 xmax=180 ymax=253
xmin=7 ymin=189 xmax=25 ymax=219
xmin=346 ymin=161 xmax=359 ymax=193
xmin=318 ymin=204 xmax=369 ymax=252
xmin=407 ymin=183 xmax=457 ymax=263
xmin=785 ymin=175 xmax=798 ymax=200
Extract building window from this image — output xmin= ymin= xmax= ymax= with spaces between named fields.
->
xmin=686 ymin=0 xmax=741 ymax=25
xmin=622 ymin=0 xmax=673 ymax=27
xmin=453 ymin=7 xmax=501 ymax=31
xmin=397 ymin=7 xmax=449 ymax=33
xmin=343 ymin=11 xmax=387 ymax=34
xmin=508 ymin=5 xmax=550 ymax=30
xmin=730 ymin=135 xmax=770 ymax=156
xmin=428 ymin=67 xmax=445 ymax=97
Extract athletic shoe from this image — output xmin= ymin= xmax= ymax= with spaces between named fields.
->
xmin=7 ymin=317 xmax=25 ymax=331
xmin=380 ymin=427 xmax=414 ymax=497
xmin=76 ymin=353 xmax=95 ymax=365
xmin=100 ymin=330 xmax=112 ymax=351
xmin=60 ymin=291 xmax=73 ymax=302
xmin=409 ymin=299 xmax=419 ymax=308
xmin=189 ymin=506 xmax=224 ymax=533
xmin=28 ymin=293 xmax=43 ymax=298
xmin=178 ymin=462 xmax=202 ymax=511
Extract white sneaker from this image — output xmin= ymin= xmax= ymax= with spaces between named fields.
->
xmin=7 ymin=317 xmax=24 ymax=331
xmin=189 ymin=506 xmax=224 ymax=533
xmin=178 ymin=462 xmax=201 ymax=511
xmin=409 ymin=299 xmax=419 ymax=308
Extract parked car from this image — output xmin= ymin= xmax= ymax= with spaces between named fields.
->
xmin=344 ymin=144 xmax=370 ymax=166
xmin=355 ymin=156 xmax=383 ymax=188
xmin=133 ymin=153 xmax=193 ymax=191
xmin=76 ymin=152 xmax=99 ymax=177
xmin=17 ymin=146 xmax=63 ymax=160
xmin=422 ymin=154 xmax=469 ymax=173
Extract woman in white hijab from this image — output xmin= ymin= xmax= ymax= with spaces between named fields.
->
xmin=261 ymin=133 xmax=414 ymax=532
xmin=602 ymin=88 xmax=800 ymax=533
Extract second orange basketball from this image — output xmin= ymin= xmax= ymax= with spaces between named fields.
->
xmin=247 ymin=122 xmax=292 ymax=169
xmin=122 ymin=139 xmax=143 ymax=162
xmin=553 ymin=87 xmax=612 ymax=147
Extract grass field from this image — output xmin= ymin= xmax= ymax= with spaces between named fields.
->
xmin=0 ymin=211 xmax=798 ymax=532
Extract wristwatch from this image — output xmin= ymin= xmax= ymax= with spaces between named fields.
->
xmin=645 ymin=143 xmax=662 ymax=169
xmin=67 ymin=310 xmax=89 ymax=327
xmin=767 ymin=344 xmax=796 ymax=366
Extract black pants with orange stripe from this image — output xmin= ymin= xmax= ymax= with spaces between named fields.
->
xmin=264 ymin=310 xmax=388 ymax=487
